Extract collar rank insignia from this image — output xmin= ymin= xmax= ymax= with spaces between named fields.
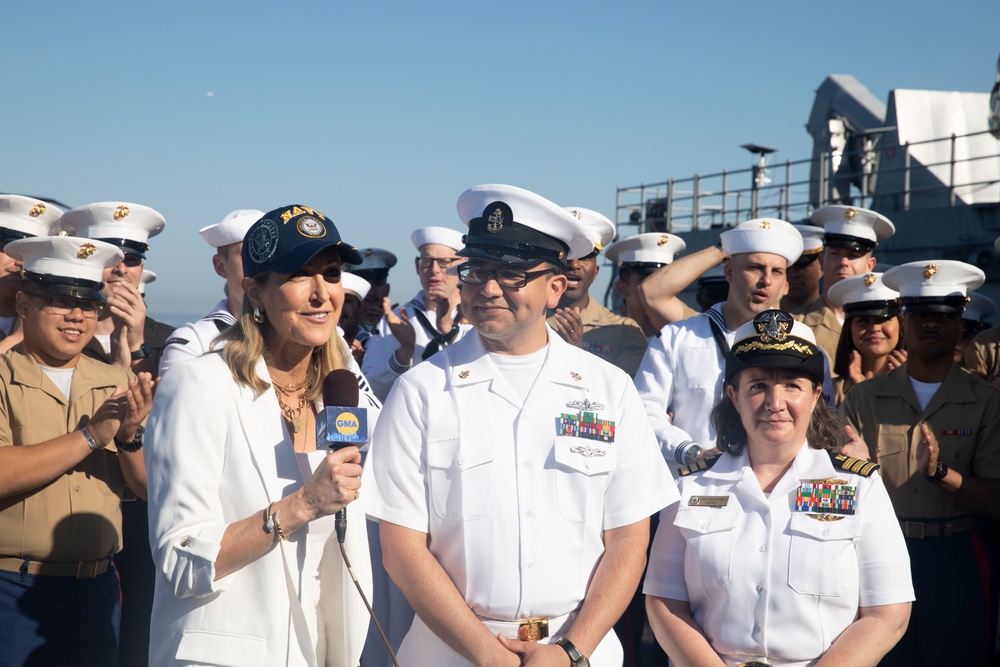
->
xmin=556 ymin=410 xmax=615 ymax=443
xmin=458 ymin=370 xmax=470 ymax=379
xmin=570 ymin=444 xmax=606 ymax=458
xmin=566 ymin=398 xmax=605 ymax=411
xmin=795 ymin=480 xmax=857 ymax=519
xmin=569 ymin=371 xmax=582 ymax=381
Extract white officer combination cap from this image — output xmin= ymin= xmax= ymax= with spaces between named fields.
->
xmin=411 ymin=226 xmax=465 ymax=252
xmin=792 ymin=224 xmax=825 ymax=255
xmin=811 ymin=205 xmax=894 ymax=252
xmin=199 ymin=209 xmax=263 ymax=248
xmin=456 ymin=184 xmax=593 ymax=266
xmin=605 ymin=233 xmax=686 ymax=270
xmin=720 ymin=218 xmax=803 ymax=265
xmin=5 ymin=236 xmax=124 ymax=301
xmin=139 ymin=269 xmax=157 ymax=295
xmin=883 ymin=260 xmax=985 ymax=315
xmin=826 ymin=272 xmax=900 ymax=318
xmin=60 ymin=202 xmax=166 ymax=258
xmin=0 ymin=195 xmax=63 ymax=239
xmin=564 ymin=207 xmax=615 ymax=253
xmin=341 ymin=272 xmax=371 ymax=301
xmin=964 ymin=292 xmax=995 ymax=324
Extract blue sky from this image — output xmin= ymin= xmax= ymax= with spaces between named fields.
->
xmin=3 ymin=0 xmax=996 ymax=324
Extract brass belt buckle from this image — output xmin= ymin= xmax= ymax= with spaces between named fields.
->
xmin=76 ymin=560 xmax=99 ymax=579
xmin=737 ymin=662 xmax=773 ymax=667
xmin=517 ymin=617 xmax=549 ymax=642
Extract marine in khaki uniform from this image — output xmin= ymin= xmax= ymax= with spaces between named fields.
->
xmin=0 ymin=236 xmax=154 ymax=665
xmin=781 ymin=224 xmax=824 ymax=315
xmin=840 ymin=260 xmax=1000 ymax=667
xmin=548 ymin=207 xmax=647 ymax=376
xmin=795 ymin=206 xmax=894 ymax=372
xmin=962 ymin=241 xmax=1000 ymax=380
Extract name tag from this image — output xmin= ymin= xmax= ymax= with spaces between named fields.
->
xmin=688 ymin=495 xmax=729 ymax=507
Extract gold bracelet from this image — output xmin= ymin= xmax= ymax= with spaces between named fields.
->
xmin=272 ymin=508 xmax=287 ymax=541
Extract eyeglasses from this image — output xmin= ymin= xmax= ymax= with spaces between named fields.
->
xmin=457 ymin=264 xmax=557 ymax=289
xmin=417 ymin=257 xmax=462 ymax=270
xmin=120 ymin=254 xmax=144 ymax=268
xmin=26 ymin=292 xmax=104 ymax=318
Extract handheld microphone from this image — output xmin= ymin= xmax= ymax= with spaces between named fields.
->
xmin=317 ymin=369 xmax=368 ymax=543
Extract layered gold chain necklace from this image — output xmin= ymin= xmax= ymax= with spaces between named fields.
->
xmin=272 ymin=370 xmax=314 ymax=434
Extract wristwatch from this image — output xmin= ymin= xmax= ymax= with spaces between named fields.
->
xmin=925 ymin=460 xmax=948 ymax=482
xmin=114 ymin=425 xmax=145 ymax=453
xmin=130 ymin=343 xmax=153 ymax=360
xmin=554 ymin=638 xmax=590 ymax=667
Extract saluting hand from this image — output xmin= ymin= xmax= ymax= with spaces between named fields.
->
xmin=383 ymin=297 xmax=416 ymax=363
xmin=915 ymin=422 xmax=940 ymax=477
xmin=553 ymin=307 xmax=584 ymax=347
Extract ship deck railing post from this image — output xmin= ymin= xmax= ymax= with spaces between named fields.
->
xmin=949 ymin=133 xmax=957 ymax=207
xmin=666 ymin=179 xmax=675 ymax=233
xmin=721 ymin=170 xmax=728 ymax=226
xmin=903 ymin=143 xmax=911 ymax=212
xmin=784 ymin=160 xmax=792 ymax=219
xmin=818 ymin=150 xmax=828 ymax=207
xmin=693 ymin=174 xmax=701 ymax=231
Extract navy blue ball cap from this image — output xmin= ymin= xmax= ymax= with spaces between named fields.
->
xmin=242 ymin=204 xmax=363 ymax=277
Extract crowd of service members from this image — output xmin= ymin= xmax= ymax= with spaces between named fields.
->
xmin=0 ymin=189 xmax=996 ymax=667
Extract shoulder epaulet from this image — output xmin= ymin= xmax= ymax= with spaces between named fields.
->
xmin=676 ymin=453 xmax=722 ymax=477
xmin=830 ymin=452 xmax=880 ymax=477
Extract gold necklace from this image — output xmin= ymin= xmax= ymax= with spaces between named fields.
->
xmin=275 ymin=391 xmax=305 ymax=433
xmin=272 ymin=377 xmax=311 ymax=394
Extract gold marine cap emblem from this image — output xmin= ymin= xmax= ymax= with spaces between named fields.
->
xmin=29 ymin=203 xmax=46 ymax=217
xmin=77 ymin=242 xmax=97 ymax=259
xmin=113 ymin=205 xmax=130 ymax=221
xmin=759 ymin=220 xmax=772 ymax=229
xmin=923 ymin=264 xmax=938 ymax=279
xmin=845 ymin=208 xmax=857 ymax=219
xmin=863 ymin=273 xmax=876 ymax=287
xmin=458 ymin=370 xmax=470 ymax=379
xmin=755 ymin=310 xmax=791 ymax=342
xmin=657 ymin=235 xmax=670 ymax=246
xmin=486 ymin=207 xmax=504 ymax=234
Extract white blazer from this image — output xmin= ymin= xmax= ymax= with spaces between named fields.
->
xmin=146 ymin=352 xmax=373 ymax=667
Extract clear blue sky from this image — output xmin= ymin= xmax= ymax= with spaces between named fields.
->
xmin=3 ymin=0 xmax=996 ymax=324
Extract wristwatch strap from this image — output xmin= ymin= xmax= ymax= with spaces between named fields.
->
xmin=554 ymin=638 xmax=589 ymax=667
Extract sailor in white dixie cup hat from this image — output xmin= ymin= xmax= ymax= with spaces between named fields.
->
xmin=0 ymin=235 xmax=156 ymax=666
xmin=840 ymin=259 xmax=1000 ymax=666
xmin=60 ymin=201 xmax=175 ymax=374
xmin=365 ymin=183 xmax=676 ymax=667
xmin=964 ymin=235 xmax=1000 ymax=381
xmin=361 ymin=225 xmax=470 ymax=401
xmin=158 ymin=209 xmax=264 ymax=376
xmin=0 ymin=195 xmax=63 ymax=344
xmin=635 ymin=217 xmax=819 ymax=472
xmin=546 ymin=207 xmax=648 ymax=376
xmin=783 ymin=224 xmax=826 ymax=315
xmin=339 ymin=271 xmax=371 ymax=348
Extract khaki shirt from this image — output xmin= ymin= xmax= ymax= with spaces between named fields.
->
xmin=795 ymin=297 xmax=842 ymax=377
xmin=548 ymin=298 xmax=648 ymax=377
xmin=840 ymin=363 xmax=1000 ymax=520
xmin=962 ymin=324 xmax=1000 ymax=382
xmin=0 ymin=349 xmax=133 ymax=562
xmin=83 ymin=316 xmax=175 ymax=368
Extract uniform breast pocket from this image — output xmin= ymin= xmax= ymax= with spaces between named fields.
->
xmin=787 ymin=513 xmax=860 ymax=596
xmin=938 ymin=434 xmax=975 ymax=471
xmin=553 ymin=437 xmax=617 ymax=523
xmin=875 ymin=430 xmax=909 ymax=485
xmin=673 ymin=507 xmax=739 ymax=589
xmin=677 ymin=347 xmax=719 ymax=389
xmin=426 ymin=436 xmax=495 ymax=521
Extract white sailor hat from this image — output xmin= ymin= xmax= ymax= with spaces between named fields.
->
xmin=199 ymin=209 xmax=263 ymax=248
xmin=341 ymin=272 xmax=371 ymax=301
xmin=792 ymin=224 xmax=824 ymax=256
xmin=350 ymin=248 xmax=397 ymax=277
xmin=564 ymin=207 xmax=615 ymax=253
xmin=883 ymin=260 xmax=985 ymax=314
xmin=5 ymin=236 xmax=124 ymax=301
xmin=411 ymin=226 xmax=465 ymax=252
xmin=60 ymin=202 xmax=166 ymax=258
xmin=826 ymin=272 xmax=900 ymax=318
xmin=0 ymin=195 xmax=63 ymax=240
xmin=139 ymin=269 xmax=157 ymax=296
xmin=811 ymin=205 xmax=894 ymax=252
xmin=720 ymin=218 xmax=803 ymax=265
xmin=726 ymin=310 xmax=823 ymax=385
xmin=456 ymin=184 xmax=592 ymax=267
xmin=605 ymin=233 xmax=686 ymax=273
xmin=963 ymin=292 xmax=995 ymax=325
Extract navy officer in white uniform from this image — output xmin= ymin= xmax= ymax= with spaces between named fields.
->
xmin=365 ymin=184 xmax=678 ymax=667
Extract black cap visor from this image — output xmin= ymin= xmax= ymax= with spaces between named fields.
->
xmin=823 ymin=233 xmax=876 ymax=253
xmin=845 ymin=300 xmax=900 ymax=319
xmin=23 ymin=273 xmax=105 ymax=302
xmin=901 ymin=296 xmax=968 ymax=316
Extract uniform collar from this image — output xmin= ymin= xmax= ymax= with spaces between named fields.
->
xmin=702 ymin=441 xmax=831 ymax=501
xmin=7 ymin=347 xmax=123 ymax=405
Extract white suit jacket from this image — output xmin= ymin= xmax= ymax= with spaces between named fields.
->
xmin=147 ymin=352 xmax=373 ymax=667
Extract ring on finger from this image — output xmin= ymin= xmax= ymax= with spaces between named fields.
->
xmin=354 ymin=491 xmax=360 ymax=501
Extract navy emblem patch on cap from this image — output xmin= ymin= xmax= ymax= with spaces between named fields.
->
xmin=247 ymin=217 xmax=280 ymax=265
xmin=487 ymin=207 xmax=504 ymax=233
xmin=297 ymin=216 xmax=326 ymax=238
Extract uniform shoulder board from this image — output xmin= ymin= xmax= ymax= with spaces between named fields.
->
xmin=164 ymin=336 xmax=189 ymax=347
xmin=676 ymin=453 xmax=722 ymax=477
xmin=830 ymin=452 xmax=880 ymax=477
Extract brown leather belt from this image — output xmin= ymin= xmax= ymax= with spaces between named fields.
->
xmin=899 ymin=516 xmax=976 ymax=539
xmin=0 ymin=556 xmax=111 ymax=579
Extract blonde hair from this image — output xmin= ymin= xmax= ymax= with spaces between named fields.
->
xmin=213 ymin=287 xmax=352 ymax=401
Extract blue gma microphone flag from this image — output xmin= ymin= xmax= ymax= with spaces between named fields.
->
xmin=317 ymin=406 xmax=369 ymax=449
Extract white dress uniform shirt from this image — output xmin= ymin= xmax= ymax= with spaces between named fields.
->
xmin=365 ymin=328 xmax=677 ymax=664
xmin=159 ymin=298 xmax=236 ymax=375
xmin=643 ymin=445 xmax=914 ymax=667
xmin=361 ymin=290 xmax=471 ymax=400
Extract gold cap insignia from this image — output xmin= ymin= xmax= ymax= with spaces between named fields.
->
xmin=863 ymin=273 xmax=876 ymax=287
xmin=113 ymin=205 xmax=130 ymax=221
xmin=755 ymin=310 xmax=790 ymax=342
xmin=365 ymin=248 xmax=373 ymax=257
xmin=759 ymin=220 xmax=772 ymax=229
xmin=77 ymin=243 xmax=97 ymax=259
xmin=29 ymin=203 xmax=46 ymax=217
xmin=657 ymin=235 xmax=669 ymax=246
xmin=570 ymin=371 xmax=582 ymax=381
xmin=486 ymin=207 xmax=504 ymax=234
xmin=844 ymin=208 xmax=857 ymax=219
xmin=458 ymin=370 xmax=470 ymax=379
xmin=923 ymin=264 xmax=938 ymax=279
xmin=571 ymin=209 xmax=583 ymax=220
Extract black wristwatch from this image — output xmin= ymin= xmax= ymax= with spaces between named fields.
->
xmin=554 ymin=638 xmax=590 ymax=667
xmin=925 ymin=460 xmax=948 ymax=482
xmin=114 ymin=425 xmax=145 ymax=453
xmin=130 ymin=343 xmax=153 ymax=360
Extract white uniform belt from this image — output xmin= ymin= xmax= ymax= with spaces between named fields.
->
xmin=722 ymin=656 xmax=816 ymax=667
xmin=478 ymin=610 xmax=576 ymax=641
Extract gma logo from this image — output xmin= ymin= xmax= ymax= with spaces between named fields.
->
xmin=335 ymin=412 xmax=360 ymax=436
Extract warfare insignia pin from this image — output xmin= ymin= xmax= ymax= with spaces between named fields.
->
xmin=755 ymin=310 xmax=790 ymax=342
xmin=569 ymin=371 xmax=582 ymax=381
xmin=570 ymin=444 xmax=606 ymax=458
xmin=487 ymin=208 xmax=504 ymax=233
xmin=29 ymin=203 xmax=46 ymax=217
xmin=566 ymin=399 xmax=605 ymax=411
xmin=657 ymin=235 xmax=669 ymax=246
xmin=458 ymin=370 xmax=470 ymax=379
xmin=77 ymin=243 xmax=97 ymax=259
xmin=863 ymin=273 xmax=876 ymax=287
xmin=845 ymin=207 xmax=857 ymax=219
xmin=923 ymin=264 xmax=938 ymax=279
xmin=113 ymin=205 xmax=130 ymax=221
xmin=759 ymin=220 xmax=772 ymax=229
